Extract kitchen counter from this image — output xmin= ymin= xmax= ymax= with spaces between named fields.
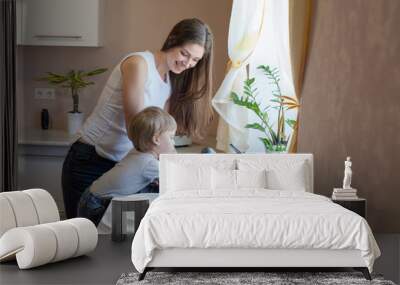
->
xmin=18 ymin=129 xmax=77 ymax=146
xmin=18 ymin=129 xmax=218 ymax=153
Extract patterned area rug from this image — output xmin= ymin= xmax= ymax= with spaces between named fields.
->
xmin=116 ymin=271 xmax=396 ymax=285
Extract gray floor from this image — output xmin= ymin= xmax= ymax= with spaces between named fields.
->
xmin=1 ymin=234 xmax=399 ymax=285
xmin=0 ymin=235 xmax=133 ymax=285
xmin=374 ymin=234 xmax=400 ymax=284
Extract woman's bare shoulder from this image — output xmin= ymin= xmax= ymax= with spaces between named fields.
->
xmin=120 ymin=55 xmax=147 ymax=74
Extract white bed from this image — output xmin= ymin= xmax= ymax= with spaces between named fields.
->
xmin=131 ymin=154 xmax=380 ymax=280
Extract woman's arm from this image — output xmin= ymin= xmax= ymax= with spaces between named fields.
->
xmin=120 ymin=56 xmax=148 ymax=127
xmin=163 ymin=98 xmax=170 ymax=113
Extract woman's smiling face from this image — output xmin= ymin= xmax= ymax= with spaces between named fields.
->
xmin=166 ymin=43 xmax=205 ymax=74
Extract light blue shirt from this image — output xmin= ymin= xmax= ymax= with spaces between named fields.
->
xmin=89 ymin=149 xmax=159 ymax=198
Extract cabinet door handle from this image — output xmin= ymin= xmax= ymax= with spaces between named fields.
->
xmin=34 ymin=35 xmax=82 ymax=39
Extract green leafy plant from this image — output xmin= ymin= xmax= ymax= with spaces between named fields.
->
xmin=38 ymin=68 xmax=107 ymax=113
xmin=230 ymin=65 xmax=299 ymax=152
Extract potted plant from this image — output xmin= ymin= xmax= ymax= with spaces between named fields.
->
xmin=38 ymin=68 xmax=107 ymax=134
xmin=230 ymin=65 xmax=299 ymax=152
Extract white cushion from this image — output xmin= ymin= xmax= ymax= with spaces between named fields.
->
xmin=212 ymin=169 xmax=236 ymax=190
xmin=237 ymin=158 xmax=309 ymax=192
xmin=66 ymin=218 xmax=98 ymax=257
xmin=162 ymin=155 xmax=236 ymax=170
xmin=0 ymin=191 xmax=39 ymax=227
xmin=236 ymin=169 xmax=267 ymax=189
xmin=0 ymin=189 xmax=60 ymax=238
xmin=265 ymin=162 xmax=308 ymax=191
xmin=167 ymin=162 xmax=212 ymax=192
xmin=160 ymin=154 xmax=236 ymax=194
xmin=0 ymin=226 xmax=58 ymax=268
xmin=42 ymin=221 xmax=79 ymax=262
xmin=23 ymin=189 xmax=60 ymax=223
xmin=0 ymin=218 xmax=97 ymax=269
xmin=210 ymin=169 xmax=267 ymax=192
xmin=0 ymin=196 xmax=16 ymax=237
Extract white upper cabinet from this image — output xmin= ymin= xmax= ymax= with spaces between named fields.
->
xmin=17 ymin=0 xmax=104 ymax=47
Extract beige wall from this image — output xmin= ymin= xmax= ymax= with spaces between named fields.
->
xmin=299 ymin=0 xmax=400 ymax=233
xmin=17 ymin=0 xmax=231 ymax=137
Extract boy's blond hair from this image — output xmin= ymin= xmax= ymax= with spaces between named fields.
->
xmin=127 ymin=107 xmax=177 ymax=152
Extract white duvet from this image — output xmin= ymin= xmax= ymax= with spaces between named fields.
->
xmin=131 ymin=190 xmax=380 ymax=273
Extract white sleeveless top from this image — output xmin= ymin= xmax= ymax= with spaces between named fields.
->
xmin=78 ymin=51 xmax=171 ymax=162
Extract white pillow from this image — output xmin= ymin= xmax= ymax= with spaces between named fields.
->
xmin=211 ymin=169 xmax=267 ymax=191
xmin=167 ymin=162 xmax=212 ymax=191
xmin=236 ymin=169 xmax=267 ymax=189
xmin=212 ymin=169 xmax=236 ymax=190
xmin=237 ymin=158 xmax=309 ymax=192
xmin=265 ymin=162 xmax=307 ymax=191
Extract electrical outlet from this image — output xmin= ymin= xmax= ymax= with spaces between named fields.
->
xmin=34 ymin=88 xmax=55 ymax=100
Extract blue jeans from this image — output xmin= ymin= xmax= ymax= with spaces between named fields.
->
xmin=77 ymin=189 xmax=111 ymax=226
xmin=62 ymin=141 xmax=116 ymax=219
xmin=77 ymin=183 xmax=158 ymax=226
xmin=137 ymin=179 xmax=159 ymax=194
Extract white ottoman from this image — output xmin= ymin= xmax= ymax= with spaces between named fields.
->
xmin=0 ymin=189 xmax=98 ymax=269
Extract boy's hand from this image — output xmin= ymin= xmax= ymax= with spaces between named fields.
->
xmin=150 ymin=178 xmax=159 ymax=187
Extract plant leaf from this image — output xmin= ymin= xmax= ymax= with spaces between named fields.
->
xmin=286 ymin=119 xmax=297 ymax=129
xmin=245 ymin=123 xmax=265 ymax=132
xmin=282 ymin=102 xmax=300 ymax=108
xmin=270 ymin=99 xmax=281 ymax=104
xmin=281 ymin=95 xmax=299 ymax=103
xmin=84 ymin=68 xmax=108 ymax=76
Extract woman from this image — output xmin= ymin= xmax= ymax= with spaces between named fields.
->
xmin=62 ymin=18 xmax=214 ymax=218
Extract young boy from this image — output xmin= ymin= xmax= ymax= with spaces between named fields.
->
xmin=77 ymin=106 xmax=177 ymax=226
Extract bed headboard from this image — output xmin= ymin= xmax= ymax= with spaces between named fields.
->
xmin=159 ymin=153 xmax=314 ymax=194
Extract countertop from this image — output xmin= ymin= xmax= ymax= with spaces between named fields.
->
xmin=18 ymin=129 xmax=218 ymax=153
xmin=18 ymin=129 xmax=77 ymax=146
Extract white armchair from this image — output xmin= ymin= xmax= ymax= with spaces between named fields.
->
xmin=0 ymin=189 xmax=98 ymax=269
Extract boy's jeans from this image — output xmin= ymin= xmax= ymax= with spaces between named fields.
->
xmin=77 ymin=189 xmax=111 ymax=226
xmin=77 ymin=183 xmax=159 ymax=226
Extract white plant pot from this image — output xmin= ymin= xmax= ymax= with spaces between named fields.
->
xmin=67 ymin=112 xmax=84 ymax=134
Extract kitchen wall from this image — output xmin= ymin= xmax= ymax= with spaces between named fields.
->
xmin=298 ymin=0 xmax=400 ymax=233
xmin=17 ymin=0 xmax=232 ymax=139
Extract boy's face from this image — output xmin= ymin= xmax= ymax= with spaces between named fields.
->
xmin=153 ymin=129 xmax=177 ymax=156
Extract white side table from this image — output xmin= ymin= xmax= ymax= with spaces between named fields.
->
xmin=111 ymin=193 xmax=158 ymax=242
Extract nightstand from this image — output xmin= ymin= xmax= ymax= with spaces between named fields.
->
xmin=332 ymin=198 xmax=366 ymax=218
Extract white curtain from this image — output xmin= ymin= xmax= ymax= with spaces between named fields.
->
xmin=212 ymin=0 xmax=298 ymax=153
xmin=212 ymin=0 xmax=266 ymax=153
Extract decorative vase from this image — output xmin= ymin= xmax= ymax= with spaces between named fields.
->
xmin=67 ymin=112 xmax=84 ymax=134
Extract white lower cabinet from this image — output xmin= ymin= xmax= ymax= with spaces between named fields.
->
xmin=18 ymin=144 xmax=68 ymax=216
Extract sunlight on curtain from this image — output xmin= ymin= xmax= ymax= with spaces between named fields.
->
xmin=245 ymin=0 xmax=296 ymax=152
xmin=212 ymin=0 xmax=266 ymax=153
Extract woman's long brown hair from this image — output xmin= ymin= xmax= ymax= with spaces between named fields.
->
xmin=161 ymin=18 xmax=214 ymax=139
